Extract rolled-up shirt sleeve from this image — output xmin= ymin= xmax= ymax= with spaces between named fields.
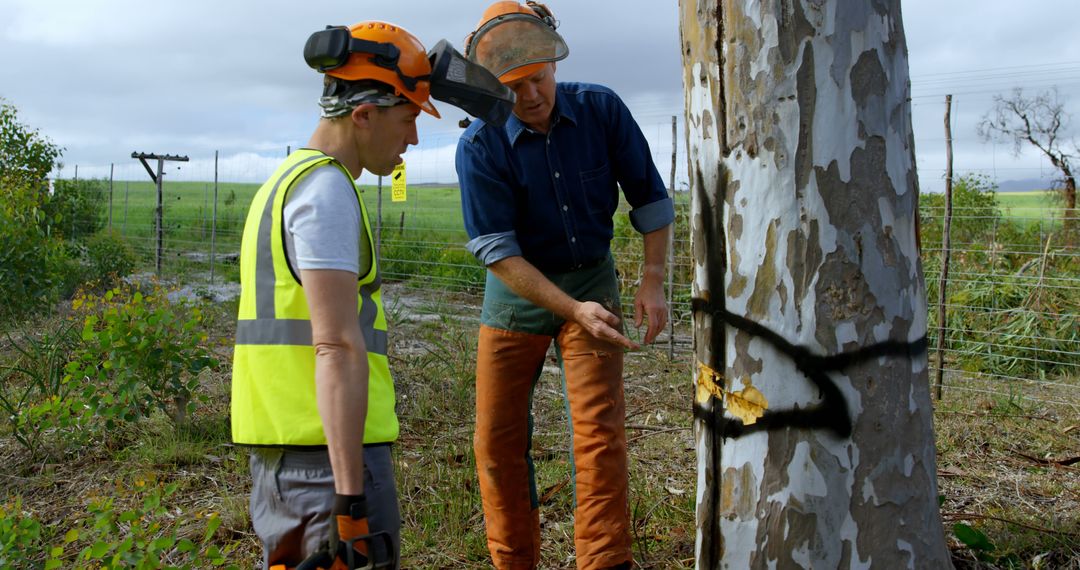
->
xmin=602 ymin=90 xmax=675 ymax=234
xmin=456 ymin=131 xmax=521 ymax=266
xmin=629 ymin=196 xmax=675 ymax=234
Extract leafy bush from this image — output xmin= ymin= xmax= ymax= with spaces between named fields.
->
xmin=0 ymin=178 xmax=68 ymax=320
xmin=66 ymin=284 xmax=219 ymax=428
xmin=0 ymin=484 xmax=237 ymax=569
xmin=0 ymin=498 xmax=55 ymax=569
xmin=0 ymin=98 xmax=62 ymax=186
xmin=0 ymin=99 xmax=68 ymax=322
xmin=920 ymin=173 xmax=1001 ymax=266
xmin=74 ymin=481 xmax=236 ymax=569
xmin=44 ymin=178 xmax=109 ymax=241
xmin=84 ymin=229 xmax=138 ymax=283
xmin=944 ymin=273 xmax=1080 ymax=380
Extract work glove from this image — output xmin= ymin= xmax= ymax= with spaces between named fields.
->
xmin=297 ymin=494 xmax=395 ymax=570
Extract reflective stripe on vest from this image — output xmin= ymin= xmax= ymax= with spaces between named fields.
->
xmin=231 ymin=149 xmax=397 ymax=446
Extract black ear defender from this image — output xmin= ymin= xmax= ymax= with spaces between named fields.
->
xmin=525 ymin=1 xmax=558 ymax=29
xmin=304 ymin=25 xmax=402 ymax=74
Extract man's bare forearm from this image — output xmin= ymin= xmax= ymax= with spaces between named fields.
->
xmin=303 ymin=269 xmax=368 ymax=495
xmin=315 ymin=339 xmax=368 ymax=495
xmin=641 ymin=226 xmax=670 ymax=284
xmin=487 ymin=256 xmax=580 ymax=320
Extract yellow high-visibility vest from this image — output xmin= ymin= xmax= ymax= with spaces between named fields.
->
xmin=231 ymin=149 xmax=398 ymax=445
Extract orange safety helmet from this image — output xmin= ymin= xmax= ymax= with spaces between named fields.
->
xmin=321 ymin=22 xmax=440 ymax=118
xmin=464 ymin=1 xmax=567 ymax=84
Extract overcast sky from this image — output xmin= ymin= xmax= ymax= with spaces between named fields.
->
xmin=2 ymin=1 xmax=1079 ymax=192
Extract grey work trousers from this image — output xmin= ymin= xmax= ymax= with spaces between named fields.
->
xmin=249 ymin=444 xmax=401 ymax=569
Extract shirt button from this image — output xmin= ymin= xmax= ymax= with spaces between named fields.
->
xmin=554 ymin=171 xmax=560 ymax=178
xmin=571 ymin=237 xmax=577 ymax=243
xmin=562 ymin=205 xmax=568 ymax=211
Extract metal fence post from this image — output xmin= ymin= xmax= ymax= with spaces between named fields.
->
xmin=211 ymin=150 xmax=219 ymax=285
xmin=123 ymin=181 xmax=129 ymax=236
xmin=935 ymin=94 xmax=953 ymax=401
xmin=377 ymin=175 xmax=383 ymax=265
xmin=108 ymin=163 xmax=114 ymax=230
xmin=667 ymin=115 xmax=677 ymax=359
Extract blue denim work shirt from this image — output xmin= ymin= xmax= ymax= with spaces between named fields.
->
xmin=456 ymin=82 xmax=675 ymax=272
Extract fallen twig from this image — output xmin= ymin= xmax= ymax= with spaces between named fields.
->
xmin=627 ymin=426 xmax=690 ymax=445
xmin=1013 ymin=449 xmax=1080 ymax=467
xmin=935 ymin=410 xmax=1056 ymax=421
xmin=626 ymin=423 xmax=690 ymax=431
xmin=539 ymin=476 xmax=571 ymax=505
xmin=942 ymin=512 xmax=1080 ymax=537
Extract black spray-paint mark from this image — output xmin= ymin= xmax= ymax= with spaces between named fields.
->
xmin=691 ymin=298 xmax=928 ymax=439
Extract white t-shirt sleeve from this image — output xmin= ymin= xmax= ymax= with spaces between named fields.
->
xmin=282 ymin=165 xmax=372 ymax=277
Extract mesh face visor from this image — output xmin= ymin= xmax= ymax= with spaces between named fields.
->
xmin=467 ymin=13 xmax=568 ymax=79
xmin=428 ymin=40 xmax=516 ymax=126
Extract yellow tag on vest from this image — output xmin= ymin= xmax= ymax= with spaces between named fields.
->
xmin=391 ymin=162 xmax=407 ymax=202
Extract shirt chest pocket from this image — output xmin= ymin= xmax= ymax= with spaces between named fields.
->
xmin=578 ymin=162 xmax=615 ymax=215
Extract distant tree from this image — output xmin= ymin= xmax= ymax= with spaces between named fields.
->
xmin=978 ymin=88 xmax=1077 ymax=224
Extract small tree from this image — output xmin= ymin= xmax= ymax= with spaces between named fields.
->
xmin=0 ymin=97 xmax=62 ymax=189
xmin=978 ymin=88 xmax=1077 ymax=225
xmin=0 ymin=98 xmax=67 ymax=320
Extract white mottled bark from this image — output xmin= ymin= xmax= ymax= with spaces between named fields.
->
xmin=680 ymin=0 xmax=952 ymax=567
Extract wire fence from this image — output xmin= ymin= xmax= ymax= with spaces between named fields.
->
xmin=47 ymin=118 xmax=1079 ymax=414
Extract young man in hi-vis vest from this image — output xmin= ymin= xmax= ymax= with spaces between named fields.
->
xmin=230 ymin=21 xmax=513 ymax=570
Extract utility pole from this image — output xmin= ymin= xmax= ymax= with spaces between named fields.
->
xmin=132 ymin=152 xmax=189 ymax=276
xmin=681 ymin=1 xmax=951 ymax=567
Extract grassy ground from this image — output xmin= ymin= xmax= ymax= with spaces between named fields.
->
xmin=1 ymin=282 xmax=1076 ymax=568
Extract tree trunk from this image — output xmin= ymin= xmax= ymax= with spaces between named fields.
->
xmin=680 ymin=0 xmax=953 ymax=567
xmin=1063 ymin=173 xmax=1077 ymax=231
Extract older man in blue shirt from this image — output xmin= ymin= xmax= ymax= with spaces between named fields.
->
xmin=456 ymin=3 xmax=674 ymax=569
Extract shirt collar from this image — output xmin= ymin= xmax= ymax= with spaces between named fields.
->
xmin=503 ymin=86 xmax=578 ymax=146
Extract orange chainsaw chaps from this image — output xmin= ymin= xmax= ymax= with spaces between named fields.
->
xmin=337 ymin=514 xmax=371 ymax=558
xmin=269 ymin=560 xmax=349 ymax=570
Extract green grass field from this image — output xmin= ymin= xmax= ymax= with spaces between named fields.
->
xmin=100 ymin=182 xmax=1061 ymax=245
xmin=90 ymin=180 xmax=1066 ymax=298
xmin=996 ymin=190 xmax=1066 ymax=221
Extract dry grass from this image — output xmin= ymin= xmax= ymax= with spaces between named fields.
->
xmin=0 ymin=283 xmax=1076 ymax=568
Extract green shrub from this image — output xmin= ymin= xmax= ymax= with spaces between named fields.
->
xmin=43 ymin=178 xmax=109 ymax=241
xmin=73 ymin=481 xmax=237 ymax=569
xmin=85 ymin=229 xmax=138 ymax=283
xmin=0 ymin=177 xmax=68 ymax=320
xmin=66 ymin=284 xmax=219 ymax=428
xmin=920 ymin=173 xmax=1001 ymax=267
xmin=0 ymin=484 xmax=237 ymax=569
xmin=0 ymin=99 xmax=69 ymax=322
xmin=0 ymin=498 xmax=50 ymax=569
xmin=945 ymin=273 xmax=1080 ymax=380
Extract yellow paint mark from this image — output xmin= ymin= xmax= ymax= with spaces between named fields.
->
xmin=696 ymin=361 xmax=769 ymax=425
xmin=696 ymin=362 xmax=725 ymax=404
xmin=727 ymin=383 xmax=768 ymax=425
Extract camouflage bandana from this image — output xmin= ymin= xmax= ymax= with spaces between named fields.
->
xmin=318 ymin=87 xmax=409 ymax=118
